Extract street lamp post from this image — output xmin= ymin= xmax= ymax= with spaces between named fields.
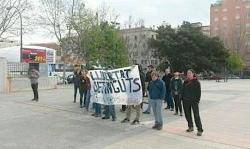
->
xmin=6 ymin=6 xmax=23 ymax=62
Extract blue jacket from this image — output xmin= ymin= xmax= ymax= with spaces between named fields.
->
xmin=148 ymin=78 xmax=166 ymax=100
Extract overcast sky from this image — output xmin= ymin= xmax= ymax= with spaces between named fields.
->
xmin=21 ymin=0 xmax=217 ymax=44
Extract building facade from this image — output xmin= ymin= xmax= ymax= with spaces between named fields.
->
xmin=210 ymin=0 xmax=250 ymax=70
xmin=119 ymin=27 xmax=160 ymax=69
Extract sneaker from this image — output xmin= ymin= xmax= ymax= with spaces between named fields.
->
xmin=152 ymin=124 xmax=158 ymax=129
xmin=121 ymin=118 xmax=130 ymax=123
xmin=157 ymin=124 xmax=163 ymax=130
xmin=186 ymin=127 xmax=194 ymax=132
xmin=170 ymin=108 xmax=174 ymax=111
xmin=164 ymin=107 xmax=170 ymax=110
xmin=197 ymin=131 xmax=203 ymax=136
xmin=91 ymin=113 xmax=96 ymax=116
xmin=73 ymin=100 xmax=76 ymax=103
xmin=31 ymin=99 xmax=35 ymax=101
xmin=143 ymin=111 xmax=150 ymax=114
xmin=102 ymin=117 xmax=110 ymax=120
xmin=174 ymin=112 xmax=178 ymax=115
xmin=180 ymin=113 xmax=183 ymax=116
xmin=131 ymin=120 xmax=139 ymax=125
xmin=112 ymin=118 xmax=116 ymax=121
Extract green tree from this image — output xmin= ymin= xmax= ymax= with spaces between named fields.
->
xmin=151 ymin=21 xmax=229 ymax=73
xmin=85 ymin=22 xmax=129 ymax=68
xmin=226 ymin=51 xmax=246 ymax=72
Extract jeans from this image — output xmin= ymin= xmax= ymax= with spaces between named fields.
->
xmin=145 ymin=91 xmax=152 ymax=113
xmin=31 ymin=83 xmax=38 ymax=100
xmin=84 ymin=90 xmax=91 ymax=109
xmin=150 ymin=99 xmax=163 ymax=125
xmin=105 ymin=105 xmax=116 ymax=120
xmin=165 ymin=90 xmax=174 ymax=109
xmin=94 ymin=103 xmax=101 ymax=115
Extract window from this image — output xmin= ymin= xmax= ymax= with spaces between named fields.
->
xmin=236 ymin=15 xmax=240 ymax=20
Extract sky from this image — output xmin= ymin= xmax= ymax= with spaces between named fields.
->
xmin=20 ymin=0 xmax=218 ymax=44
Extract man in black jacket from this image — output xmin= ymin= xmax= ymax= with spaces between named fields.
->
xmin=182 ymin=69 xmax=203 ymax=136
xmin=162 ymin=68 xmax=174 ymax=111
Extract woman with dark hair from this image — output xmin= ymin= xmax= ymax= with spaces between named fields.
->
xmin=182 ymin=69 xmax=203 ymax=136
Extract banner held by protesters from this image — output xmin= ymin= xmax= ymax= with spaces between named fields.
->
xmin=89 ymin=65 xmax=142 ymax=105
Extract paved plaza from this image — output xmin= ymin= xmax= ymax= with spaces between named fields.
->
xmin=0 ymin=80 xmax=249 ymax=149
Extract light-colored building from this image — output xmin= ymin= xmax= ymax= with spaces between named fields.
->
xmin=119 ymin=27 xmax=160 ymax=69
xmin=210 ymin=0 xmax=250 ymax=70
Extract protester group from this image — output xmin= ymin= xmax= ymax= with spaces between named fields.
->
xmin=28 ymin=64 xmax=204 ymax=137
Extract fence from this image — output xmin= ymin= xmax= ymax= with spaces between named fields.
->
xmin=7 ymin=62 xmax=29 ymax=78
xmin=5 ymin=62 xmax=57 ymax=92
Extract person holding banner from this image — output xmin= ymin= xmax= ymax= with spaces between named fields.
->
xmin=148 ymin=70 xmax=166 ymax=130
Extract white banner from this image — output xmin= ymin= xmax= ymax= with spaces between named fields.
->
xmin=89 ymin=65 xmax=142 ymax=105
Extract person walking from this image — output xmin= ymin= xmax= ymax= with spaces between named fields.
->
xmin=162 ymin=68 xmax=174 ymax=111
xmin=170 ymin=72 xmax=183 ymax=116
xmin=143 ymin=65 xmax=155 ymax=114
xmin=29 ymin=69 xmax=40 ymax=102
xmin=182 ymin=69 xmax=203 ymax=136
xmin=148 ymin=71 xmax=166 ymax=130
xmin=73 ymin=69 xmax=81 ymax=103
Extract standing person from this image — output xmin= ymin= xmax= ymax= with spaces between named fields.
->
xmin=143 ymin=65 xmax=155 ymax=114
xmin=83 ymin=70 xmax=91 ymax=111
xmin=170 ymin=72 xmax=183 ymax=116
xmin=162 ymin=68 xmax=174 ymax=111
xmin=73 ymin=69 xmax=81 ymax=103
xmin=121 ymin=65 xmax=144 ymax=125
xmin=29 ymin=69 xmax=40 ymax=102
xmin=79 ymin=70 xmax=86 ymax=108
xmin=148 ymin=71 xmax=166 ymax=130
xmin=139 ymin=64 xmax=146 ymax=109
xmin=182 ymin=69 xmax=203 ymax=136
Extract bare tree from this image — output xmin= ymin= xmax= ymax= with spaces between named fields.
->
xmin=0 ymin=0 xmax=30 ymax=39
